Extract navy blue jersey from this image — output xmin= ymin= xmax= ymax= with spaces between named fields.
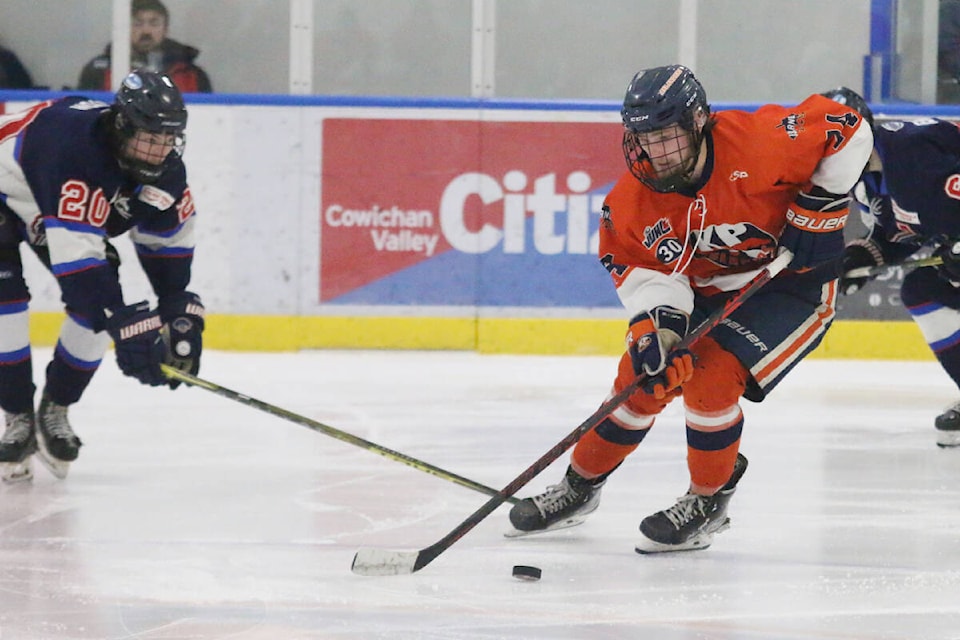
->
xmin=0 ymin=96 xmax=197 ymax=329
xmin=857 ymin=118 xmax=960 ymax=262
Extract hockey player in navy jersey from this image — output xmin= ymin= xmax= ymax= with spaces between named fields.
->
xmin=0 ymin=70 xmax=204 ymax=481
xmin=832 ymin=87 xmax=960 ymax=447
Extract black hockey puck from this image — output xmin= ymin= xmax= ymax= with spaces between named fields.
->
xmin=512 ymin=565 xmax=542 ymax=581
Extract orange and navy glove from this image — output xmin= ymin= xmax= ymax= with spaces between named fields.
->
xmin=626 ymin=306 xmax=694 ymax=399
xmin=779 ymin=188 xmax=850 ymax=270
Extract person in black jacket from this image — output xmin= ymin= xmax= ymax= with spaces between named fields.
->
xmin=939 ymin=0 xmax=960 ymax=103
xmin=0 ymin=43 xmax=34 ymax=89
xmin=78 ymin=0 xmax=212 ymax=93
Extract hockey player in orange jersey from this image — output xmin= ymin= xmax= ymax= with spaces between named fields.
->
xmin=507 ymin=65 xmax=873 ymax=553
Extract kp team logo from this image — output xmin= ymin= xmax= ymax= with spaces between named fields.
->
xmin=647 ymin=221 xmax=776 ymax=269
xmin=691 ymin=222 xmax=777 ymax=267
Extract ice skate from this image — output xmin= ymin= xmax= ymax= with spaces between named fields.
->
xmin=635 ymin=452 xmax=748 ymax=554
xmin=0 ymin=410 xmax=37 ymax=484
xmin=36 ymin=393 xmax=82 ymax=479
xmin=505 ymin=466 xmax=604 ymax=538
xmin=935 ymin=400 xmax=960 ymax=448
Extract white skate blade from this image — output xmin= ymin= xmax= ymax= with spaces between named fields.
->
xmin=503 ymin=514 xmax=590 ymax=538
xmin=634 ymin=518 xmax=730 ymax=554
xmin=936 ymin=430 xmax=960 ymax=448
xmin=1 ymin=458 xmax=33 ymax=484
xmin=35 ymin=442 xmax=70 ymax=480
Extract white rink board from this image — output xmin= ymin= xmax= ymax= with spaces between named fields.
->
xmin=10 ymin=99 xmax=621 ymax=318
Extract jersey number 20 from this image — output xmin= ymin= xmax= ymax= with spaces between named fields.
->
xmin=58 ymin=179 xmax=110 ymax=227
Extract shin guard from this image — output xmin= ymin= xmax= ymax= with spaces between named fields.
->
xmin=683 ymin=337 xmax=748 ymax=493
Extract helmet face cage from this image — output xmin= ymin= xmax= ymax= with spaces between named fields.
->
xmin=621 ymin=114 xmax=705 ymax=194
xmin=620 ymin=65 xmax=710 ymax=193
xmin=117 ymin=128 xmax=185 ymax=184
xmin=111 ymin=70 xmax=187 ymax=184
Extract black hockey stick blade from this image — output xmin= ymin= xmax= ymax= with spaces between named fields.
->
xmin=160 ymin=364 xmax=520 ymax=505
xmin=350 ymin=249 xmax=795 ymax=576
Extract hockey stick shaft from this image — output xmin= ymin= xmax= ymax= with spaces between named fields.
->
xmin=160 ymin=364 xmax=520 ymax=505
xmin=842 ymin=254 xmax=942 ymax=279
xmin=351 ymin=249 xmax=795 ymax=576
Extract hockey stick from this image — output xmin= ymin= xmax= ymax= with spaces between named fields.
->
xmin=160 ymin=364 xmax=520 ymax=505
xmin=350 ymin=249 xmax=795 ymax=576
xmin=843 ymin=254 xmax=942 ymax=279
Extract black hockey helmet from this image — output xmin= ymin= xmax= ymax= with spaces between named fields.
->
xmin=820 ymin=86 xmax=874 ymax=129
xmin=109 ymin=70 xmax=187 ymax=184
xmin=620 ymin=65 xmax=711 ymax=193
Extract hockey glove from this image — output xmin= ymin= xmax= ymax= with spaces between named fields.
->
xmin=936 ymin=238 xmax=960 ymax=287
xmin=626 ymin=306 xmax=694 ymax=400
xmin=158 ymin=291 xmax=205 ymax=389
xmin=779 ymin=190 xmax=849 ymax=270
xmin=838 ymin=239 xmax=885 ymax=295
xmin=104 ymin=301 xmax=167 ymax=387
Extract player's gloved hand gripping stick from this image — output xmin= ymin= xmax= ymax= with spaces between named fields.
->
xmin=350 ymin=249 xmax=796 ymax=577
xmin=160 ymin=364 xmax=520 ymax=505
xmin=626 ymin=306 xmax=695 ymax=400
xmin=834 ymin=253 xmax=944 ymax=295
xmin=846 ymin=254 xmax=944 ymax=276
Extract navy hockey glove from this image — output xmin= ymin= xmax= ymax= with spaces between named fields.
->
xmin=936 ymin=239 xmax=960 ymax=287
xmin=779 ymin=190 xmax=850 ymax=270
xmin=104 ymin=302 xmax=166 ymax=387
xmin=626 ymin=306 xmax=694 ymax=400
xmin=838 ymin=239 xmax=884 ymax=295
xmin=158 ymin=291 xmax=205 ymax=389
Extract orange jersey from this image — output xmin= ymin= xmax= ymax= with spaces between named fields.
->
xmin=600 ymin=93 xmax=873 ymax=316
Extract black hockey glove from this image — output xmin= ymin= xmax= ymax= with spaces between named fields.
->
xmin=838 ymin=239 xmax=885 ymax=295
xmin=158 ymin=291 xmax=205 ymax=389
xmin=626 ymin=306 xmax=694 ymax=400
xmin=936 ymin=238 xmax=960 ymax=287
xmin=104 ymin=301 xmax=167 ymax=387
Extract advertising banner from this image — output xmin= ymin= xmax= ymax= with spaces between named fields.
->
xmin=320 ymin=118 xmax=626 ymax=308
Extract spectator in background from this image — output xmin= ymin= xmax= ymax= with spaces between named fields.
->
xmin=78 ymin=0 xmax=212 ymax=93
xmin=939 ymin=0 xmax=960 ymax=103
xmin=0 ymin=42 xmax=34 ymax=89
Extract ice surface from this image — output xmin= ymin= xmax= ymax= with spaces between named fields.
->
xmin=2 ymin=349 xmax=959 ymax=639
